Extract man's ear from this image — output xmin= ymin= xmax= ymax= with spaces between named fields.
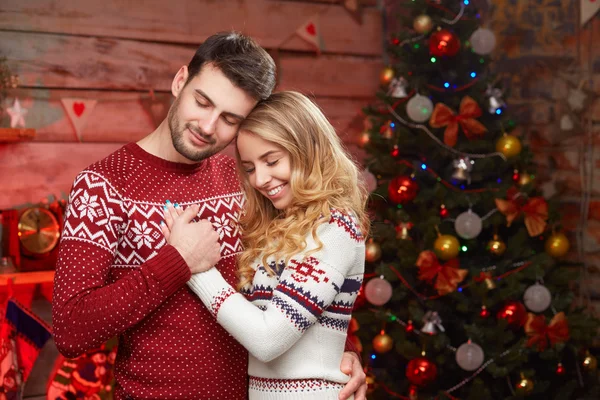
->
xmin=171 ymin=66 xmax=189 ymax=98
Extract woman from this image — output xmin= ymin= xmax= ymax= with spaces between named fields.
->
xmin=164 ymin=91 xmax=369 ymax=399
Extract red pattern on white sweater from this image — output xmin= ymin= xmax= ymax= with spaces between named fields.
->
xmin=52 ymin=143 xmax=248 ymax=399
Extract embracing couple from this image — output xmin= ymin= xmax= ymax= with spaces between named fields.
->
xmin=52 ymin=31 xmax=369 ymax=400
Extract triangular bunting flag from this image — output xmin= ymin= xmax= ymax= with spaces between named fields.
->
xmin=295 ymin=15 xmax=324 ymax=53
xmin=343 ymin=0 xmax=363 ymax=24
xmin=61 ymin=98 xmax=97 ymax=142
xmin=581 ymin=0 xmax=600 ymax=26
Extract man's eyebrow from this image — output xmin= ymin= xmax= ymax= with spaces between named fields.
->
xmin=194 ymin=90 xmax=245 ymax=121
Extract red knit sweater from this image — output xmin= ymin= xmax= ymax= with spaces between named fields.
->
xmin=52 ymin=143 xmax=249 ymax=399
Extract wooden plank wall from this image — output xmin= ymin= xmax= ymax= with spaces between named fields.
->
xmin=0 ymin=1 xmax=382 ymax=397
xmin=0 ymin=0 xmax=382 ymax=209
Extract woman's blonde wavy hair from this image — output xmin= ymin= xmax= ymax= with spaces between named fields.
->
xmin=235 ymin=91 xmax=370 ymax=289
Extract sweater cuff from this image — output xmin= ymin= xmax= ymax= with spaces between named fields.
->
xmin=187 ymin=268 xmax=233 ymax=314
xmin=145 ymin=244 xmax=191 ymax=297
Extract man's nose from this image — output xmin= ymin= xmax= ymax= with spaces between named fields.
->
xmin=199 ymin=112 xmax=219 ymax=135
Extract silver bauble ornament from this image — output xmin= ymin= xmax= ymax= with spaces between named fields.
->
xmin=406 ymin=94 xmax=433 ymax=123
xmin=455 ymin=341 xmax=485 ymax=371
xmin=470 ymin=28 xmax=496 ymax=55
xmin=523 ymin=283 xmax=552 ymax=313
xmin=454 ymin=210 xmax=482 ymax=239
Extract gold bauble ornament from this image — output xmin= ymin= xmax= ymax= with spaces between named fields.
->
xmin=359 ymin=131 xmax=370 ymax=147
xmin=514 ymin=374 xmax=534 ymax=396
xmin=486 ymin=234 xmax=507 ymax=256
xmin=496 ymin=134 xmax=522 ymax=158
xmin=434 ymin=234 xmax=460 ymax=260
xmin=545 ymin=232 xmax=570 ymax=258
xmin=365 ymin=372 xmax=378 ymax=394
xmin=518 ymin=172 xmax=534 ymax=186
xmin=380 ymin=66 xmax=395 ymax=85
xmin=413 ymin=15 xmax=433 ymax=34
xmin=365 ymin=239 xmax=382 ymax=263
xmin=582 ymin=352 xmax=598 ymax=372
xmin=372 ymin=333 xmax=394 ymax=353
xmin=381 ymin=121 xmax=394 ymax=139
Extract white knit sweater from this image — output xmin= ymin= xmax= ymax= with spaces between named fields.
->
xmin=188 ymin=209 xmax=365 ymax=399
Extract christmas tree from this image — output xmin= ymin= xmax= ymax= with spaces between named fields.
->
xmin=353 ymin=1 xmax=600 ymax=399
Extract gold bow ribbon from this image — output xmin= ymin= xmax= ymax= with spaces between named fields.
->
xmin=429 ymin=96 xmax=488 ymax=147
xmin=495 ymin=189 xmax=548 ymax=237
xmin=524 ymin=312 xmax=569 ymax=352
xmin=416 ymin=251 xmax=468 ymax=295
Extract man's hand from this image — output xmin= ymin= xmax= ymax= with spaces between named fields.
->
xmin=339 ymin=351 xmax=367 ymax=400
xmin=161 ymin=203 xmax=221 ymax=274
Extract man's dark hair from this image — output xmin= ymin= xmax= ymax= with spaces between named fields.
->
xmin=187 ymin=32 xmax=276 ymax=101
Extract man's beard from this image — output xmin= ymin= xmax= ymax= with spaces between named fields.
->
xmin=167 ymin=97 xmax=225 ymax=162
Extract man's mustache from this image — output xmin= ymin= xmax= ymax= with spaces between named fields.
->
xmin=186 ymin=124 xmax=216 ymax=145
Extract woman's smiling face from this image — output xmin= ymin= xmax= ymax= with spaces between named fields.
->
xmin=237 ymin=130 xmax=293 ymax=210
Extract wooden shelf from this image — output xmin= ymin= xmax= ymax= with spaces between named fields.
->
xmin=0 ymin=127 xmax=36 ymax=142
xmin=0 ymin=270 xmax=54 ymax=285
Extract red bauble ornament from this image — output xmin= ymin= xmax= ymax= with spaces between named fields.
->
xmin=408 ymin=385 xmax=418 ymax=400
xmin=429 ymin=29 xmax=460 ymax=57
xmin=440 ymin=204 xmax=449 ymax=218
xmin=388 ymin=175 xmax=419 ymax=204
xmin=479 ymin=305 xmax=490 ymax=318
xmin=512 ymin=169 xmax=520 ymax=182
xmin=406 ymin=357 xmax=438 ymax=386
xmin=497 ymin=301 xmax=527 ymax=328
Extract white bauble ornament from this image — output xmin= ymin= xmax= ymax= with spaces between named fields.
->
xmin=470 ymin=28 xmax=496 ymax=55
xmin=364 ymin=277 xmax=393 ymax=306
xmin=456 ymin=341 xmax=485 ymax=371
xmin=406 ymin=94 xmax=433 ymax=123
xmin=454 ymin=210 xmax=482 ymax=239
xmin=523 ymin=283 xmax=552 ymax=312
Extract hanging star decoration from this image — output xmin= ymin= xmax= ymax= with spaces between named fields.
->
xmin=416 ymin=250 xmax=468 ymax=295
xmin=429 ymin=96 xmax=488 ymax=147
xmin=524 ymin=312 xmax=569 ymax=352
xmin=6 ymin=98 xmax=28 ymax=128
xmin=494 ymin=188 xmax=548 ymax=237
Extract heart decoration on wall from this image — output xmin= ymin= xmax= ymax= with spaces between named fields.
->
xmin=61 ymin=98 xmax=97 ymax=142
xmin=295 ymin=15 xmax=324 ymax=53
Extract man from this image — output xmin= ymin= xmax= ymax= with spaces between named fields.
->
xmin=52 ymin=32 xmax=367 ymax=400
